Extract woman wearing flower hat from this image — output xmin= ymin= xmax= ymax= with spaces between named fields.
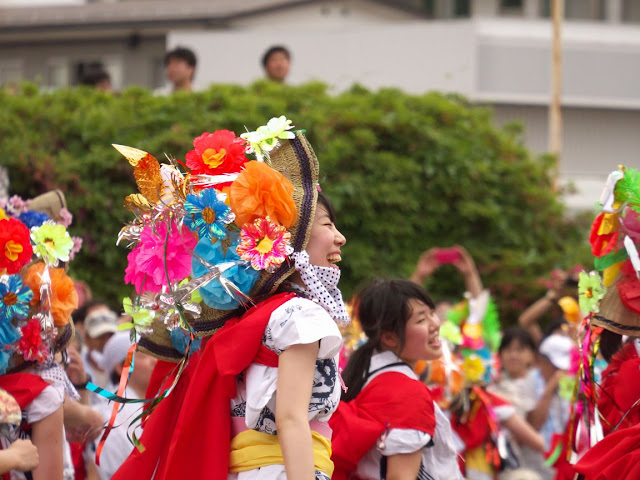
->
xmin=571 ymin=168 xmax=640 ymax=480
xmin=111 ymin=117 xmax=350 ymax=480
xmin=0 ymin=191 xmax=82 ymax=480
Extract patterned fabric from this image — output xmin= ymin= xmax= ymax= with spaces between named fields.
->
xmin=291 ymin=251 xmax=350 ymax=325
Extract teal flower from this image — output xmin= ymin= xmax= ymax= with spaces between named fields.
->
xmin=578 ymin=271 xmax=606 ymax=313
xmin=0 ymin=274 xmax=33 ymax=323
xmin=184 ymin=189 xmax=234 ymax=240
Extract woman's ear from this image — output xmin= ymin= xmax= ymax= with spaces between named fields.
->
xmin=380 ymin=331 xmax=400 ymax=350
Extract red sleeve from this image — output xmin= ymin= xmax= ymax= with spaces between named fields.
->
xmin=330 ymin=372 xmax=435 ymax=480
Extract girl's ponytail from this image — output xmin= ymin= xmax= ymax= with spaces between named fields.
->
xmin=341 ymin=341 xmax=376 ymax=401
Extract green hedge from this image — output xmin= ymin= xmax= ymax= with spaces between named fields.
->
xmin=0 ymin=81 xmax=591 ymax=324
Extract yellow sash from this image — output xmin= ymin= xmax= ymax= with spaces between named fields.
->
xmin=229 ymin=429 xmax=334 ymax=476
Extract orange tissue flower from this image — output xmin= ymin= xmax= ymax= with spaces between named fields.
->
xmin=24 ymin=263 xmax=78 ymax=327
xmin=229 ymin=161 xmax=298 ymax=228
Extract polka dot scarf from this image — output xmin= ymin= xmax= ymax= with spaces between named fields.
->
xmin=291 ymin=251 xmax=350 ymax=325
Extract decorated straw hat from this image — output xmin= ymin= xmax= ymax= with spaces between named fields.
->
xmin=115 ymin=117 xmax=320 ymax=361
xmin=580 ymin=167 xmax=640 ymax=335
xmin=0 ymin=190 xmax=80 ymax=373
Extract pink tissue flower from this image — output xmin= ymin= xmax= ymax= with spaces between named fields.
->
xmin=124 ymin=221 xmax=197 ymax=294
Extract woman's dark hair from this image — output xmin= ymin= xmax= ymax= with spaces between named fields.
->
xmin=316 ymin=190 xmax=336 ymax=223
xmin=498 ymin=327 xmax=537 ymax=355
xmin=341 ymin=279 xmax=435 ymax=401
xmin=261 ymin=45 xmax=291 ymax=67
xmin=599 ymin=329 xmax=624 ymax=362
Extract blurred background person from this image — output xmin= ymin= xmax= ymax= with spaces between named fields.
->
xmin=160 ymin=46 xmax=197 ymax=93
xmin=79 ymin=69 xmax=112 ymax=93
xmin=92 ymin=332 xmax=156 ymax=480
xmin=262 ymin=45 xmax=291 ymax=83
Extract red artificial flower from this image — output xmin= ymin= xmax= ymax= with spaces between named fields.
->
xmin=18 ymin=317 xmax=49 ymax=363
xmin=590 ymin=213 xmax=620 ymax=257
xmin=0 ymin=218 xmax=33 ymax=275
xmin=185 ymin=130 xmax=247 ymax=180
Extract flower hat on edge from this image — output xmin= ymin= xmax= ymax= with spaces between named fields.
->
xmin=581 ymin=167 xmax=640 ymax=335
xmin=115 ymin=117 xmax=319 ymax=362
xmin=0 ymin=190 xmax=81 ymax=374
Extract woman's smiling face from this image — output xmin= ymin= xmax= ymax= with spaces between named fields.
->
xmin=305 ymin=204 xmax=346 ymax=268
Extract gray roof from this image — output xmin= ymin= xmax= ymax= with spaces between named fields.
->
xmin=0 ymin=0 xmax=318 ymax=32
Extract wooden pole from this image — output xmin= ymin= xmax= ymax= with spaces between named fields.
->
xmin=549 ymin=0 xmax=564 ymax=187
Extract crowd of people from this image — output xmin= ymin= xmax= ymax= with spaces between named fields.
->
xmin=80 ymin=44 xmax=292 ymax=94
xmin=0 ymin=117 xmax=638 ymax=480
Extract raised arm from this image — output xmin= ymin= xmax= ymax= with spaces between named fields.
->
xmin=518 ymin=270 xmax=567 ymax=345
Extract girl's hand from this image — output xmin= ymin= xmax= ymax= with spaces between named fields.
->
xmin=411 ymin=249 xmax=439 ymax=284
xmin=451 ymin=246 xmax=477 ymax=276
xmin=8 ymin=439 xmax=39 ymax=472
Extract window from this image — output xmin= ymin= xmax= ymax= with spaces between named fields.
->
xmin=540 ymin=0 xmax=605 ymax=20
xmin=0 ymin=60 xmax=24 ymax=86
xmin=500 ymin=0 xmax=524 ymax=15
xmin=622 ymin=0 xmax=640 ymax=23
xmin=47 ymin=58 xmax=70 ymax=88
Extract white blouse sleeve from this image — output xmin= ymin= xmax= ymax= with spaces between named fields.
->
xmin=266 ymin=297 xmax=342 ymax=359
xmin=25 ymin=383 xmax=64 ymax=424
xmin=378 ymin=429 xmax=433 ymax=456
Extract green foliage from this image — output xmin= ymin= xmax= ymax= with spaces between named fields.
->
xmin=0 ymin=81 xmax=591 ymax=323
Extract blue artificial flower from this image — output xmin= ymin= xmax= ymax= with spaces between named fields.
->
xmin=18 ymin=211 xmax=51 ymax=229
xmin=0 ymin=275 xmax=33 ymax=323
xmin=192 ymin=234 xmax=260 ymax=310
xmin=170 ymin=328 xmax=202 ymax=357
xmin=184 ymin=189 xmax=234 ymax=241
xmin=0 ymin=322 xmax=21 ymax=374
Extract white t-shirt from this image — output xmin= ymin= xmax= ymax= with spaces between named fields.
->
xmin=356 ymin=351 xmax=464 ymax=480
xmin=93 ymin=385 xmax=143 ymax=480
xmin=228 ymin=296 xmax=343 ymax=480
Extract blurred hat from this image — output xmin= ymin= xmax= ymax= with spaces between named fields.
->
xmin=101 ymin=331 xmax=132 ymax=375
xmin=539 ymin=334 xmax=574 ymax=370
xmin=85 ymin=308 xmax=118 ymax=339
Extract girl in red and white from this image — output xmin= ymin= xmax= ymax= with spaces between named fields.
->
xmin=330 ymin=279 xmax=463 ymax=480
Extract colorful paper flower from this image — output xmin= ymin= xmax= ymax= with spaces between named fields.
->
xmin=462 ymin=355 xmax=486 ymax=384
xmin=170 ymin=328 xmax=202 ymax=357
xmin=31 ymin=223 xmax=74 ymax=265
xmin=120 ymin=297 xmax=154 ymax=335
xmin=17 ymin=318 xmax=49 ymax=363
xmin=590 ymin=213 xmax=620 ymax=258
xmin=18 ymin=211 xmax=51 ymax=229
xmin=229 ymin=161 xmax=298 ymax=228
xmin=236 ymin=217 xmax=292 ymax=271
xmin=0 ymin=322 xmax=21 ymax=374
xmin=124 ymin=222 xmax=197 ymax=294
xmin=241 ymin=116 xmax=295 ymax=161
xmin=0 ymin=218 xmax=33 ymax=275
xmin=578 ymin=271 xmax=606 ymax=314
xmin=184 ymin=189 xmax=235 ymax=240
xmin=185 ymin=130 xmax=247 ymax=179
xmin=24 ymin=264 xmax=78 ymax=327
xmin=0 ymin=274 xmax=33 ymax=323
xmin=192 ymin=235 xmax=260 ymax=310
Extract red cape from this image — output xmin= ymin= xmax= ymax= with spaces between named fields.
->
xmin=113 ymin=292 xmax=294 ymax=480
xmin=0 ymin=373 xmax=49 ymax=480
xmin=597 ymin=340 xmax=640 ymax=435
xmin=0 ymin=373 xmax=49 ymax=410
xmin=574 ymin=341 xmax=640 ymax=479
xmin=329 ymin=371 xmax=436 ymax=480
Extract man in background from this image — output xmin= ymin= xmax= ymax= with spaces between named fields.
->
xmin=163 ymin=46 xmax=197 ymax=92
xmin=262 ymin=45 xmax=291 ymax=83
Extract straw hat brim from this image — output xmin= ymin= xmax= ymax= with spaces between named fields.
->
xmin=592 ymin=275 xmax=640 ymax=336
